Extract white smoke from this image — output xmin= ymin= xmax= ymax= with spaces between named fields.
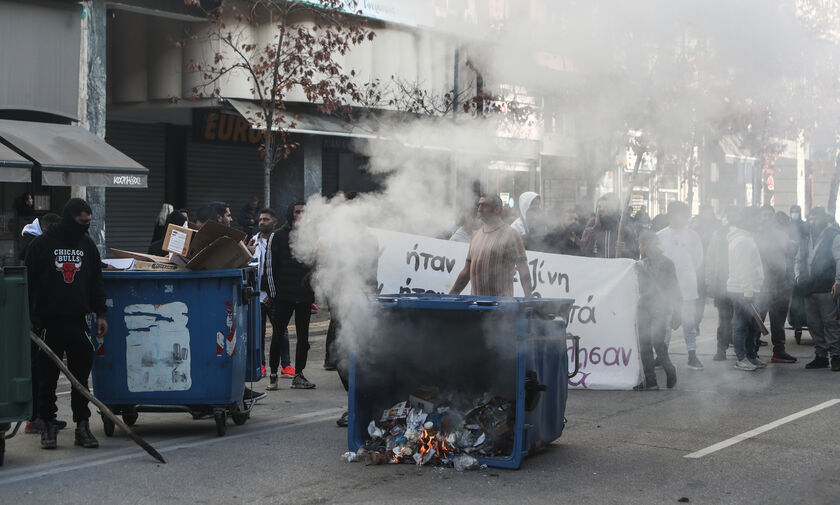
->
xmin=289 ymin=0 xmax=837 ymax=364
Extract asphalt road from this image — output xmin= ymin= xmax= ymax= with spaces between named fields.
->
xmin=2 ymin=305 xmax=838 ymax=505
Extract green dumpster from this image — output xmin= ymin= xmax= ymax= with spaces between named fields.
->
xmin=0 ymin=266 xmax=32 ymax=466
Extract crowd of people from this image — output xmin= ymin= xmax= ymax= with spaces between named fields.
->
xmin=449 ymin=191 xmax=840 ymax=389
xmin=19 ymin=188 xmax=839 ymax=450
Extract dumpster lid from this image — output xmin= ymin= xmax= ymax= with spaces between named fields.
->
xmin=373 ymin=294 xmax=574 ymax=319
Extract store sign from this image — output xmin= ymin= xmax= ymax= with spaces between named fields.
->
xmin=193 ymin=110 xmax=264 ymax=146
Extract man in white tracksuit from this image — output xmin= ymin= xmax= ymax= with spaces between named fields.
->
xmin=657 ymin=201 xmax=705 ymax=370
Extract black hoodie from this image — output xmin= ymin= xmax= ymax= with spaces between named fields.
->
xmin=264 ymin=202 xmax=314 ymax=303
xmin=26 ymin=199 xmax=107 ymax=322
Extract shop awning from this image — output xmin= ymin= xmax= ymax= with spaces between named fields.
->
xmin=225 ymin=98 xmax=541 ymax=161
xmin=226 ymin=98 xmax=379 ymax=139
xmin=0 ymin=142 xmax=34 ymax=182
xmin=0 ymin=120 xmax=148 ymax=188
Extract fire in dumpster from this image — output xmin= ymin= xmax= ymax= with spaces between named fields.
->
xmin=343 ymin=387 xmax=514 ymax=470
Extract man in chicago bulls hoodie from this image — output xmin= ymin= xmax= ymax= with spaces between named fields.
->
xmin=25 ymin=198 xmax=108 ymax=450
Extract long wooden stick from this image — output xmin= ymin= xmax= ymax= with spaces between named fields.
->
xmin=747 ymin=304 xmax=770 ymax=336
xmin=616 ymin=149 xmax=645 ymax=258
xmin=29 ymin=331 xmax=166 ymax=464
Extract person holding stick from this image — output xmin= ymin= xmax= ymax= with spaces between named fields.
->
xmin=725 ymin=207 xmax=765 ymax=372
xmin=25 ymin=198 xmax=108 ymax=449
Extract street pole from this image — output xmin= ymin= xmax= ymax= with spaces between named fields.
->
xmin=450 ymin=46 xmax=460 ymax=209
xmin=84 ymin=0 xmax=108 ymax=257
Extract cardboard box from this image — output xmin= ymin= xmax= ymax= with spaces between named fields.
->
xmin=162 ymin=223 xmax=196 ymax=257
xmin=132 ymin=260 xmax=184 ymax=271
xmin=187 ymin=221 xmax=247 ymax=259
xmin=110 ymin=248 xmax=174 ymax=264
xmin=109 ymin=249 xmax=187 ymax=270
xmin=186 ymin=236 xmax=253 ymax=270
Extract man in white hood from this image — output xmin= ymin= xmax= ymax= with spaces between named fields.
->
xmin=18 ymin=213 xmax=60 ymax=261
xmin=511 ymin=192 xmax=541 ymax=237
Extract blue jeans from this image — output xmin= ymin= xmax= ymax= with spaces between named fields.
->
xmin=731 ymin=296 xmax=759 ymax=360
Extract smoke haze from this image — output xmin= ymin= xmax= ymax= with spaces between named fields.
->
xmin=290 ymin=0 xmax=834 ymax=366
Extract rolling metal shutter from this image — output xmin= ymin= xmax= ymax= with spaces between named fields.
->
xmin=185 ymin=140 xmax=265 ymax=225
xmin=104 ymin=121 xmax=166 ymax=253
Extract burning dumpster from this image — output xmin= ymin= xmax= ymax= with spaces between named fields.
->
xmin=347 ymin=294 xmax=577 ymax=470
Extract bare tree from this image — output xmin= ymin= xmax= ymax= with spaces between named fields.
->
xmin=183 ymin=0 xmax=377 ymax=207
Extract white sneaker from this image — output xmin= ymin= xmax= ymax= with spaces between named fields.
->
xmin=747 ymin=356 xmax=767 ymax=369
xmin=734 ymin=359 xmax=758 ymax=371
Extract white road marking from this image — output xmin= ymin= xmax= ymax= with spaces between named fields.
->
xmin=684 ymin=399 xmax=840 ymax=459
xmin=0 ymin=407 xmax=344 ymax=485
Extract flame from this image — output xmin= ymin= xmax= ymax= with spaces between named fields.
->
xmin=417 ymin=429 xmax=451 ymax=465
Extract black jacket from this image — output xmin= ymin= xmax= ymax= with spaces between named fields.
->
xmin=798 ymin=227 xmax=840 ymax=296
xmin=637 ymin=251 xmax=682 ymax=320
xmin=265 ymin=207 xmax=313 ymax=303
xmin=26 ymin=225 xmax=106 ymax=322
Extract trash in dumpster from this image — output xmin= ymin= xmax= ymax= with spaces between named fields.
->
xmin=106 ymin=220 xmax=252 ymax=271
xmin=343 ymin=387 xmax=515 ymax=470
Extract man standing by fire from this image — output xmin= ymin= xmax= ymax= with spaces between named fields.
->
xmin=450 ymin=194 xmax=533 ymax=297
xmin=25 ymin=198 xmax=108 ymax=450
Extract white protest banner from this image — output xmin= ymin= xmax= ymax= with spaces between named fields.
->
xmin=371 ymin=228 xmax=641 ymax=390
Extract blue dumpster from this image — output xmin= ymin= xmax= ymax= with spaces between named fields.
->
xmin=92 ymin=268 xmax=257 ymax=436
xmin=347 ymin=294 xmax=577 ymax=470
xmin=244 ymin=267 xmax=264 ymax=382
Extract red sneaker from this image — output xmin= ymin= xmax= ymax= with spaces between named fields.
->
xmin=281 ymin=365 xmax=296 ymax=378
xmin=24 ymin=420 xmax=42 ymax=434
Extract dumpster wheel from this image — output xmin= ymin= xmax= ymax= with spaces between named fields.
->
xmin=122 ymin=412 xmax=138 ymax=427
xmin=214 ymin=410 xmax=226 ymax=436
xmin=231 ymin=410 xmax=249 ymax=426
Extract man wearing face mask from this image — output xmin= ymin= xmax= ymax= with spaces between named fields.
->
xmin=580 ymin=193 xmax=638 ymax=259
xmin=788 ymin=205 xmax=808 ymax=343
xmin=795 ymin=207 xmax=840 ymax=371
xmin=25 ymin=198 xmax=108 ymax=450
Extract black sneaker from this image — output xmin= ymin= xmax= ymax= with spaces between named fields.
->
xmin=291 ymin=374 xmax=316 ymax=389
xmin=54 ymin=419 xmax=68 ymax=430
xmin=832 ymin=357 xmax=840 ymax=372
xmin=243 ymin=387 xmax=267 ymax=402
xmin=687 ymin=353 xmax=704 ymax=371
xmin=633 ymin=381 xmax=660 ymax=391
xmin=336 ymin=411 xmax=349 ymax=427
xmin=323 ymin=360 xmax=337 ymax=371
xmin=40 ymin=421 xmax=57 ymax=449
xmin=74 ymin=420 xmax=99 ymax=448
xmin=805 ymin=356 xmax=830 ymax=369
xmin=266 ymin=374 xmax=279 ymax=391
xmin=713 ymin=350 xmax=727 ymax=361
xmin=771 ymin=351 xmax=798 ymax=363
xmin=664 ymin=363 xmax=677 ymax=389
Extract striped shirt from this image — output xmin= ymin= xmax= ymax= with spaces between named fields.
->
xmin=466 ymin=224 xmax=527 ymax=296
